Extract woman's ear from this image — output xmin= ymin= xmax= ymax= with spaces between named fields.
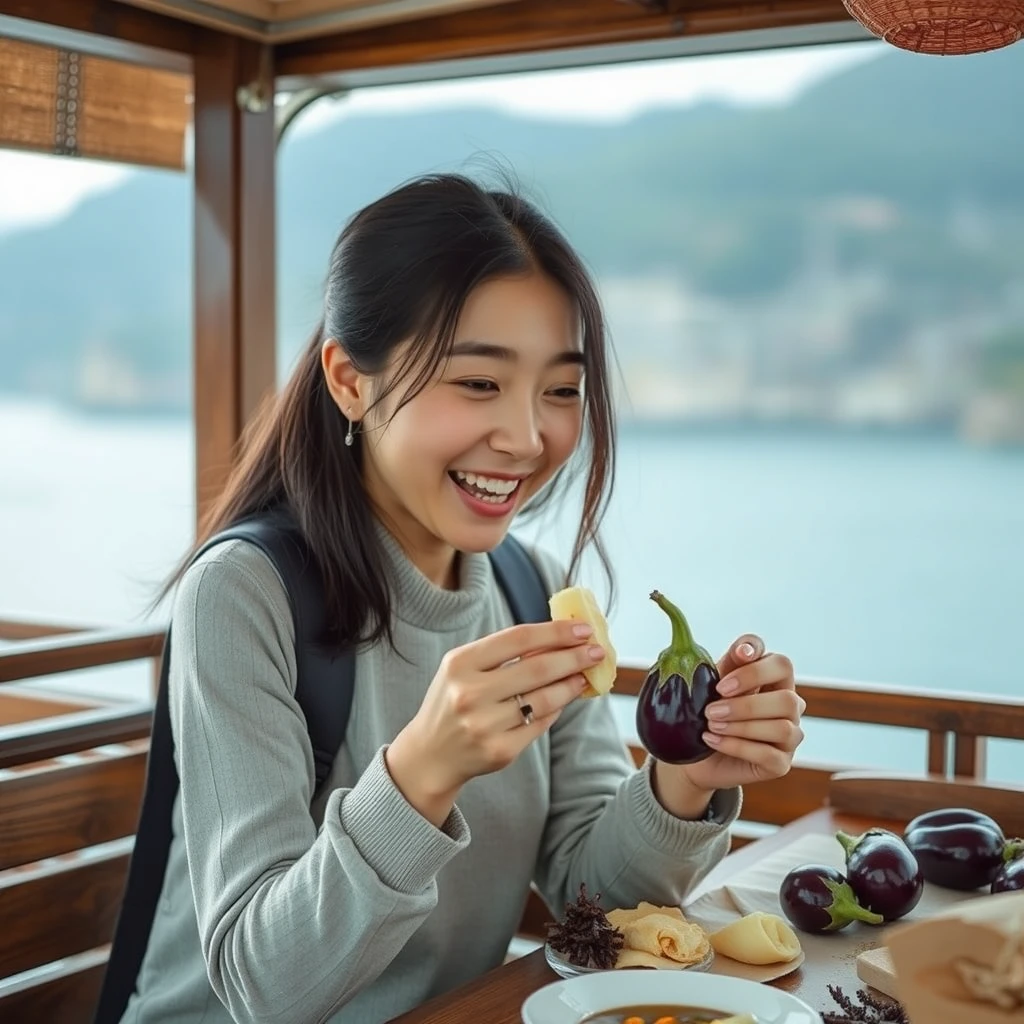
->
xmin=321 ymin=339 xmax=368 ymax=421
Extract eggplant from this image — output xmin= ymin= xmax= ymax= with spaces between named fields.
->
xmin=903 ymin=808 xmax=1024 ymax=891
xmin=991 ymin=854 xmax=1024 ymax=893
xmin=779 ymin=864 xmax=884 ymax=934
xmin=635 ymin=591 xmax=720 ymax=765
xmin=906 ymin=807 xmax=1000 ymax=832
xmin=835 ymin=828 xmax=924 ymax=921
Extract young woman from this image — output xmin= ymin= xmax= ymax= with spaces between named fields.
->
xmin=121 ymin=173 xmax=804 ymax=1024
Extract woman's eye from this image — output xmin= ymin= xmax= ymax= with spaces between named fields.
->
xmin=456 ymin=379 xmax=498 ymax=392
xmin=549 ymin=386 xmax=582 ymax=399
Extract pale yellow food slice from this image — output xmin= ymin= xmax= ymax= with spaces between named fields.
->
xmin=547 ymin=585 xmax=617 ymax=697
xmin=617 ymin=913 xmax=710 ymax=965
xmin=709 ymin=911 xmax=802 ymax=965
xmin=607 ymin=903 xmax=685 ymax=929
xmin=614 ymin=948 xmax=689 ymax=971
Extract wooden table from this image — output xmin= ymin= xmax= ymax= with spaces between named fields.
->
xmin=388 ymin=807 xmax=887 ymax=1023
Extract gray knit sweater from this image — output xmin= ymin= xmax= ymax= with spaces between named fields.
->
xmin=121 ymin=528 xmax=739 ymax=1024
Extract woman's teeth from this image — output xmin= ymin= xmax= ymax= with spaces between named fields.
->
xmin=452 ymin=471 xmax=520 ymax=503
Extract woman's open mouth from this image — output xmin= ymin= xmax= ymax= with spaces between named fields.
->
xmin=449 ymin=470 xmax=523 ymax=516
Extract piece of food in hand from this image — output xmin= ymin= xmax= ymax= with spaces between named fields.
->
xmin=545 ymin=883 xmax=623 ymax=969
xmin=779 ymin=864 xmax=884 ymax=933
xmin=835 ymin=827 xmax=924 ymax=921
xmin=903 ymin=807 xmax=1024 ymax=891
xmin=709 ymin=911 xmax=802 ymax=965
xmin=548 ymin=585 xmax=617 ymax=697
xmin=636 ymin=590 xmax=721 ymax=764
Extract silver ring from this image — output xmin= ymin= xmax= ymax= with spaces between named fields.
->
xmin=514 ymin=693 xmax=534 ymax=726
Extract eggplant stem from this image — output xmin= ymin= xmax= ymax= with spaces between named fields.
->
xmin=835 ymin=830 xmax=860 ymax=858
xmin=822 ymin=876 xmax=885 ymax=927
xmin=648 ymin=590 xmax=714 ymax=690
xmin=650 ymin=590 xmax=696 ymax=649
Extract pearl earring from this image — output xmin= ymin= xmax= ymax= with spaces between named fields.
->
xmin=344 ymin=418 xmax=355 ymax=447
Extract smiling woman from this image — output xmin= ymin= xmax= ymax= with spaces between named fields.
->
xmin=102 ymin=170 xmax=792 ymax=1024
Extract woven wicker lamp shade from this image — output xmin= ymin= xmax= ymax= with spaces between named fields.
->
xmin=843 ymin=1 xmax=1024 ymax=54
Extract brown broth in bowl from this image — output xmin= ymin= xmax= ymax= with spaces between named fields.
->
xmin=580 ymin=1007 xmax=733 ymax=1024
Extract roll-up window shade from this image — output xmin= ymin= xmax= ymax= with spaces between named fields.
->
xmin=0 ymin=37 xmax=191 ymax=170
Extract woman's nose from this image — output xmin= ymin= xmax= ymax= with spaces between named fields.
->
xmin=490 ymin=400 xmax=543 ymax=461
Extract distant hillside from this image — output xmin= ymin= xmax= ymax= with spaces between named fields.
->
xmin=0 ymin=44 xmax=1022 ymax=408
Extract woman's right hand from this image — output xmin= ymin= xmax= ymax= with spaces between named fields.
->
xmin=385 ymin=620 xmax=606 ymax=827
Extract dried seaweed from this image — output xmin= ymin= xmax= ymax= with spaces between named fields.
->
xmin=545 ymin=883 xmax=624 ymax=970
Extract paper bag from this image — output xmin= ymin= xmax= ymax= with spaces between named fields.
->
xmin=885 ymin=890 xmax=1024 ymax=1024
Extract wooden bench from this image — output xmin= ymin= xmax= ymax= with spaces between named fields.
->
xmin=0 ymin=737 xmax=148 ymax=1022
xmin=2 ymin=629 xmax=1024 ymax=1019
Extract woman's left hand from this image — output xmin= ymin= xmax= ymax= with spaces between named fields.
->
xmin=674 ymin=635 xmax=805 ymax=795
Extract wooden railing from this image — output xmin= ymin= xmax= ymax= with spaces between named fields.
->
xmin=1 ymin=628 xmax=1022 ymax=1018
xmin=0 ymin=625 xmax=163 ymax=766
xmin=2 ymin=633 xmax=1023 ymax=791
xmin=0 ymin=618 xmax=93 ymax=641
xmin=614 ymin=665 xmax=1024 ymax=826
xmin=0 ymin=626 xmax=165 ymax=683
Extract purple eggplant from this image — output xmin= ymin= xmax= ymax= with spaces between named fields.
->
xmin=835 ymin=828 xmax=924 ymax=921
xmin=779 ymin=864 xmax=884 ymax=934
xmin=903 ymin=808 xmax=1024 ymax=891
xmin=635 ymin=591 xmax=720 ymax=765
xmin=991 ymin=854 xmax=1024 ymax=893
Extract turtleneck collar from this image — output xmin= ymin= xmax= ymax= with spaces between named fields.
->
xmin=374 ymin=521 xmax=494 ymax=632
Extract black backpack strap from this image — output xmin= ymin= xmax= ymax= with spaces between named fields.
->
xmin=214 ymin=514 xmax=355 ymax=791
xmin=92 ymin=630 xmax=177 ymax=1024
xmin=488 ymin=534 xmax=551 ymax=625
xmin=94 ymin=511 xmax=351 ymax=1024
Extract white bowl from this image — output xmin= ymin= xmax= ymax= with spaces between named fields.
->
xmin=521 ymin=970 xmax=823 ymax=1024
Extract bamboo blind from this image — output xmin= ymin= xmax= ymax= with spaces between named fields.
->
xmin=0 ymin=37 xmax=191 ymax=170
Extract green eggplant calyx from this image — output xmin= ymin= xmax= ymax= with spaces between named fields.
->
xmin=835 ymin=830 xmax=862 ymax=860
xmin=1003 ymin=839 xmax=1024 ymax=863
xmin=649 ymin=590 xmax=715 ymax=691
xmin=821 ymin=876 xmax=885 ymax=928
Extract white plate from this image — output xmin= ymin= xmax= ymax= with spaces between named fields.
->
xmin=521 ymin=970 xmax=823 ymax=1024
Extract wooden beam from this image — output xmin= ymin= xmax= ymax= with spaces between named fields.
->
xmin=0 ymin=627 xmax=166 ymax=683
xmin=0 ymin=705 xmax=152 ymax=769
xmin=0 ymin=747 xmax=147 ymax=870
xmin=0 ymin=619 xmax=92 ymax=641
xmin=0 ymin=0 xmax=196 ymax=63
xmin=828 ymin=771 xmax=1024 ymax=837
xmin=0 ymin=837 xmax=133 ymax=978
xmin=276 ymin=0 xmax=853 ymax=78
xmin=193 ymin=31 xmax=278 ymax=528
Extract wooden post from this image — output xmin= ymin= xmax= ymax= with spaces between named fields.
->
xmin=192 ymin=31 xmax=277 ymax=531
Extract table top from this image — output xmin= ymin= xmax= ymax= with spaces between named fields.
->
xmin=387 ymin=807 xmax=889 ymax=1024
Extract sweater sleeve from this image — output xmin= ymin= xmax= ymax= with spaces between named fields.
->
xmin=168 ymin=541 xmax=470 ymax=1024
xmin=525 ymin=545 xmax=741 ymax=914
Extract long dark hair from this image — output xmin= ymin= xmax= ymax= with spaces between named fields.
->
xmin=164 ymin=172 xmax=616 ymax=651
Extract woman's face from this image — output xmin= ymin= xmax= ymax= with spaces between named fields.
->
xmin=361 ymin=271 xmax=585 ymax=583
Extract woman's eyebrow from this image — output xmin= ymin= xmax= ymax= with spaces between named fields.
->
xmin=449 ymin=340 xmax=585 ymax=367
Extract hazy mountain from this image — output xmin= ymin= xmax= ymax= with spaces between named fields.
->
xmin=0 ymin=43 xmax=1021 ymax=408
